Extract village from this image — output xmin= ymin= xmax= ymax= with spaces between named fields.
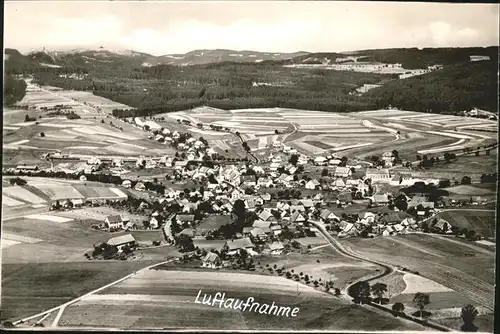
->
xmin=6 ymin=112 xmax=494 ymax=269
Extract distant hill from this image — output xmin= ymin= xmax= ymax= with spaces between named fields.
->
xmin=157 ymin=49 xmax=309 ymax=65
xmin=4 ymin=47 xmax=309 ymax=73
xmin=287 ymin=46 xmax=499 ymax=69
xmin=6 ymin=46 xmax=498 ymax=72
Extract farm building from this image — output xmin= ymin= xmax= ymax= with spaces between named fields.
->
xmin=87 ymin=157 xmax=101 ymax=165
xmin=250 ymin=227 xmax=268 ymax=240
xmin=305 ymin=179 xmax=320 ymax=190
xmin=365 ymin=168 xmax=391 ymax=182
xmin=73 ymin=199 xmax=84 ymax=208
xmin=107 ymin=234 xmax=136 ymax=251
xmin=258 ymin=209 xmax=274 ymax=222
xmin=122 ymin=180 xmax=132 ymax=188
xmin=320 ymin=209 xmax=338 ymax=222
xmin=290 ymin=211 xmax=306 ymax=223
xmin=241 ymin=175 xmax=257 ymax=187
xmin=79 ymin=175 xmax=87 ymax=182
xmin=334 ymin=167 xmax=351 ymax=178
xmin=135 ymin=182 xmax=146 ymax=191
xmin=268 ymin=241 xmax=285 ymax=255
xmin=16 ymin=165 xmax=39 ymax=172
xmin=314 ymin=156 xmax=327 ymax=166
xmin=201 ymin=252 xmax=222 ymax=269
xmin=224 ymin=238 xmax=255 ymax=255
xmin=371 ymin=194 xmax=391 ymax=206
xmin=104 ymin=215 xmax=129 ymax=231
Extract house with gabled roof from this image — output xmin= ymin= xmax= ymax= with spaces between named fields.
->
xmin=224 ymin=238 xmax=255 ymax=255
xmin=202 ymin=252 xmax=222 ymax=269
xmin=408 ymin=196 xmax=435 ymax=209
xmin=371 ymin=194 xmax=391 ymax=206
xmin=104 ymin=215 xmax=127 ymax=231
xmin=258 ymin=209 xmax=274 ymax=222
xmin=366 ymin=168 xmax=391 ymax=182
xmin=268 ymin=241 xmax=285 ymax=255
xmin=290 ymin=211 xmax=306 ymax=223
xmin=241 ymin=175 xmax=257 ymax=187
xmin=253 ymin=220 xmax=272 ymax=229
xmin=107 ymin=234 xmax=136 ymax=251
xmin=332 ymin=178 xmax=346 ymax=188
xmin=334 ymin=167 xmax=351 ymax=178
xmin=337 ymin=192 xmax=353 ymax=205
xmin=135 ymin=182 xmax=146 ymax=191
xmin=300 ymin=199 xmax=314 ymax=209
xmin=320 ymin=209 xmax=338 ymax=222
xmin=276 ymin=201 xmax=290 ymax=212
xmin=290 ymin=205 xmax=305 ymax=213
xmin=305 ymin=179 xmax=320 ymax=190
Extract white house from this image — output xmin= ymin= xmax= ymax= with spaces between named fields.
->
xmin=201 ymin=252 xmax=222 ymax=269
xmin=314 ymin=156 xmax=327 ymax=166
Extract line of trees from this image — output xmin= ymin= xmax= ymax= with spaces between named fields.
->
xmin=350 ymin=280 xmax=482 ymax=331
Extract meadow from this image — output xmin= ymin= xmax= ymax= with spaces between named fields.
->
xmin=56 ymin=268 xmax=424 ymax=330
xmin=343 ymin=234 xmax=495 ymax=312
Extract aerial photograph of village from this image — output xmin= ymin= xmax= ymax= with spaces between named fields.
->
xmin=1 ymin=1 xmax=498 ymax=332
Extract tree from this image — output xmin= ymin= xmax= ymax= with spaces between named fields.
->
xmin=438 ymin=179 xmax=451 ymax=188
xmin=371 ymin=283 xmax=388 ymax=304
xmin=233 ymin=199 xmax=247 ymax=224
xmin=461 ymin=176 xmax=472 ymax=185
xmin=334 ymin=288 xmax=341 ymax=296
xmin=351 ymin=281 xmax=371 ymax=304
xmin=392 ymin=302 xmax=405 ymax=317
xmin=460 ymin=304 xmax=479 ymax=332
xmin=412 ymin=292 xmax=430 ymax=319
xmin=177 ymin=234 xmax=195 ymax=252
xmin=289 ymin=154 xmax=299 ymax=166
xmin=274 ymin=129 xmax=279 ymax=134
xmin=40 ymin=132 xmax=45 ymax=137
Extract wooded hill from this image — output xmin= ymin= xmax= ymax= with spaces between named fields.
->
xmin=6 ymin=46 xmax=498 ymax=115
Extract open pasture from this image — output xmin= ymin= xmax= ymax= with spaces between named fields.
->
xmin=343 ymin=234 xmax=495 ymax=311
xmin=55 ymin=268 xmax=422 ymax=330
xmin=1 ymin=261 xmax=157 ymax=321
xmin=256 ymin=247 xmax=378 ymax=291
xmin=439 ymin=210 xmax=495 ymax=239
xmin=4 ymin=105 xmax=171 ymax=157
xmin=56 ymin=207 xmax=146 ymax=223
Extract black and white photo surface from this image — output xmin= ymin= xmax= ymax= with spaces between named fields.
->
xmin=1 ymin=1 xmax=498 ymax=332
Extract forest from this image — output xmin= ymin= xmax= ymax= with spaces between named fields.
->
xmin=3 ymin=75 xmax=27 ymax=106
xmin=15 ymin=49 xmax=498 ymax=116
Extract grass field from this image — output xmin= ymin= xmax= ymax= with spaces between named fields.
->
xmin=438 ymin=210 xmax=495 ymax=239
xmin=56 ymin=268 xmax=424 ymax=330
xmin=2 ymin=178 xmax=129 ymax=206
xmin=343 ymin=234 xmax=495 ymax=311
xmin=4 ymin=85 xmax=174 ymax=157
xmin=255 ymin=246 xmax=378 ymax=291
xmin=1 ymin=261 xmax=158 ymax=321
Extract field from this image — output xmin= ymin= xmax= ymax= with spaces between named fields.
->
xmin=1 ymin=178 xmax=129 ymax=215
xmin=439 ymin=210 xmax=495 ymax=239
xmin=159 ymin=107 xmax=496 ymax=159
xmin=1 ymin=261 xmax=158 ymax=321
xmin=343 ymin=234 xmax=495 ymax=313
xmin=3 ymin=84 xmax=174 ymax=159
xmin=55 ymin=268 xmax=424 ymax=330
xmin=256 ymin=246 xmax=379 ymax=292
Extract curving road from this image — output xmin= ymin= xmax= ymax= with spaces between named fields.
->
xmin=309 ymin=220 xmax=395 ymax=293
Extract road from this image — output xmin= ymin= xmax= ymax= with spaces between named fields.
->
xmin=12 ymin=259 xmax=175 ymax=327
xmin=309 ymin=220 xmax=395 ymax=293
